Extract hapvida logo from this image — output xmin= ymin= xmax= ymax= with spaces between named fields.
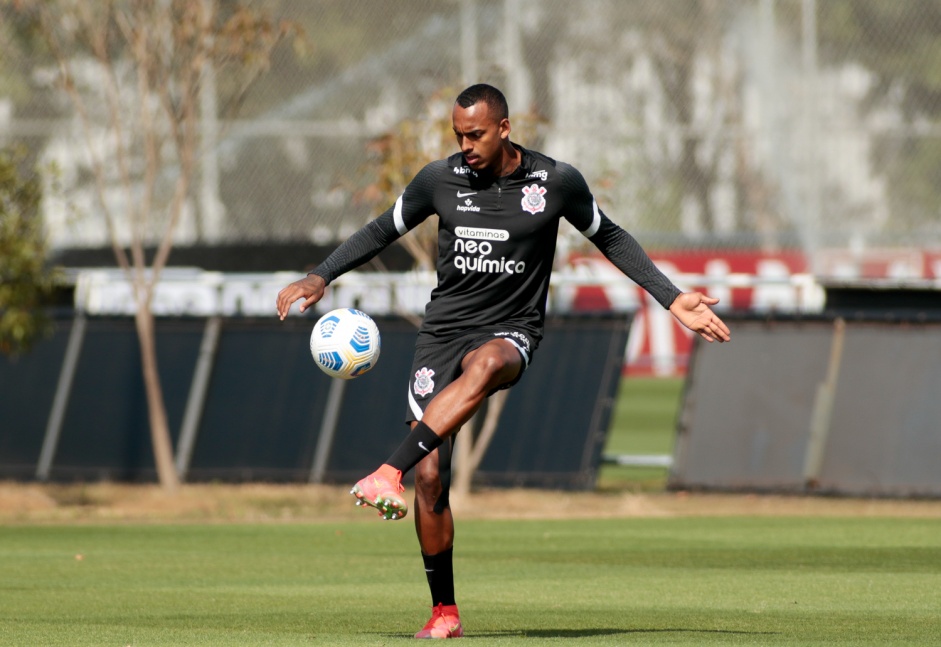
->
xmin=456 ymin=197 xmax=480 ymax=213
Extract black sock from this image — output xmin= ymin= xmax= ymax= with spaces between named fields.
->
xmin=385 ymin=421 xmax=443 ymax=474
xmin=422 ymin=547 xmax=456 ymax=606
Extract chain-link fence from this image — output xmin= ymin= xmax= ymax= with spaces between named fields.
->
xmin=2 ymin=0 xmax=940 ymax=278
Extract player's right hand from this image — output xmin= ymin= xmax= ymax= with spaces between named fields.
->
xmin=276 ymin=274 xmax=326 ymax=320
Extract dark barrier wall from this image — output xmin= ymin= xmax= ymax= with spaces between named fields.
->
xmin=186 ymin=318 xmax=332 ymax=481
xmin=57 ymin=319 xmax=199 ymax=480
xmin=476 ymin=316 xmax=629 ymax=489
xmin=0 ymin=313 xmax=630 ymax=489
xmin=671 ymin=315 xmax=941 ymax=497
xmin=0 ymin=322 xmax=72 ymax=479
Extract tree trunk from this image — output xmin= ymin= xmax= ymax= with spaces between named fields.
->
xmin=453 ymin=389 xmax=508 ymax=498
xmin=134 ymin=304 xmax=179 ymax=491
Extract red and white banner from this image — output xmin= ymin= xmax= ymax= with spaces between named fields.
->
xmin=559 ymin=250 xmax=812 ymax=376
xmin=561 ymin=247 xmax=941 ymax=375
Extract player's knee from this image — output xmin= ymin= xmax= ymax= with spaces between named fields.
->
xmin=465 ymin=349 xmax=511 ymax=386
xmin=414 ymin=459 xmax=443 ymax=501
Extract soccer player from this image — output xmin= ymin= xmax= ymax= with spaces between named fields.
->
xmin=276 ymin=84 xmax=730 ymax=639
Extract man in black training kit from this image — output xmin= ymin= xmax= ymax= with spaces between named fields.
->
xmin=277 ymin=84 xmax=731 ymax=639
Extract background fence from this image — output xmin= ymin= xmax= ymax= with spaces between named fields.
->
xmin=672 ymin=310 xmax=941 ymax=497
xmin=0 ymin=313 xmax=629 ymax=488
xmin=3 ymin=0 xmax=941 ymax=276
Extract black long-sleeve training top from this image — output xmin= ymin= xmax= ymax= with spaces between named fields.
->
xmin=311 ymin=144 xmax=681 ymax=345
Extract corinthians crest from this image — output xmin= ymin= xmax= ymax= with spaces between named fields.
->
xmin=413 ymin=367 xmax=436 ymax=397
xmin=521 ymin=184 xmax=547 ymax=214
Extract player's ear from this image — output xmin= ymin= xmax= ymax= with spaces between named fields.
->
xmin=499 ymin=117 xmax=511 ymax=140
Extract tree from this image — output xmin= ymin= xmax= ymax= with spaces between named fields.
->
xmin=0 ymin=147 xmax=57 ymax=356
xmin=9 ymin=0 xmax=298 ymax=490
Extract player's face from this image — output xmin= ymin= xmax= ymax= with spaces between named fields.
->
xmin=452 ymin=101 xmax=510 ymax=173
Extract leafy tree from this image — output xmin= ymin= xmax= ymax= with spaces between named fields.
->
xmin=8 ymin=0 xmax=299 ymax=491
xmin=0 ymin=147 xmax=57 ymax=356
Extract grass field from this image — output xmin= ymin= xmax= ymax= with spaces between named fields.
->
xmin=3 ymin=516 xmax=940 ymax=645
xmin=3 ymin=377 xmax=941 ymax=645
xmin=598 ymin=376 xmax=684 ymax=491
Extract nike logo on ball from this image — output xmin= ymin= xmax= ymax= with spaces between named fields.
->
xmin=456 ymin=191 xmax=477 ymax=198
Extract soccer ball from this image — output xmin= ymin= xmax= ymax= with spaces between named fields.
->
xmin=309 ymin=308 xmax=381 ymax=379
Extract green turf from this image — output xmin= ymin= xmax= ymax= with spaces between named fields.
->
xmin=606 ymin=376 xmax=684 ymax=456
xmin=2 ymin=517 xmax=940 ymax=645
xmin=598 ymin=376 xmax=684 ymax=490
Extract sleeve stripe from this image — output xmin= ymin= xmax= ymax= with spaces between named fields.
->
xmin=581 ymin=199 xmax=601 ymax=238
xmin=392 ymin=195 xmax=408 ymax=236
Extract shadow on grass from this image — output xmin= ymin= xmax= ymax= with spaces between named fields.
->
xmin=381 ymin=627 xmax=779 ymax=639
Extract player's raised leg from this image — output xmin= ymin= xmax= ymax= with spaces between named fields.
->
xmin=421 ymin=339 xmax=523 ymax=437
xmin=351 ymin=338 xmax=523 ymax=521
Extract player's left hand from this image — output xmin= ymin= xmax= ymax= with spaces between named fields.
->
xmin=669 ymin=292 xmax=731 ymax=343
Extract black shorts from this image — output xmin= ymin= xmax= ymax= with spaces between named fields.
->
xmin=404 ymin=327 xmax=537 ymax=424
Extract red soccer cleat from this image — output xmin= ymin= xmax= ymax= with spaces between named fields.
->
xmin=350 ymin=465 xmax=408 ymax=520
xmin=414 ymin=603 xmax=464 ymax=639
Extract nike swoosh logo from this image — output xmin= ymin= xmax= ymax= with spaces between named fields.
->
xmin=418 ymin=441 xmax=431 ymax=453
xmin=456 ymin=191 xmax=477 ymax=198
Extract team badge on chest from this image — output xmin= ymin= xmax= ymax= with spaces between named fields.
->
xmin=521 ymin=184 xmax=547 ymax=214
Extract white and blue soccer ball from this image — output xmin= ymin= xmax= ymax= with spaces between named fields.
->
xmin=309 ymin=308 xmax=381 ymax=379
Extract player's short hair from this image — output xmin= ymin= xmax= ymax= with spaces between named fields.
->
xmin=455 ymin=84 xmax=509 ymax=121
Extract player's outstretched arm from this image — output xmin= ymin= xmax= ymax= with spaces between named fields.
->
xmin=277 ymin=274 xmax=326 ymax=320
xmin=274 ymin=162 xmax=442 ymax=322
xmin=669 ymin=292 xmax=731 ymax=343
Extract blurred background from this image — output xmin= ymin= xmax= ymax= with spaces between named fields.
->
xmin=7 ymin=1 xmax=941 ymax=262
xmin=7 ymin=0 xmax=941 ymax=264
xmin=6 ymin=0 xmax=941 ymax=370
xmin=2 ymin=0 xmax=940 ymax=493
